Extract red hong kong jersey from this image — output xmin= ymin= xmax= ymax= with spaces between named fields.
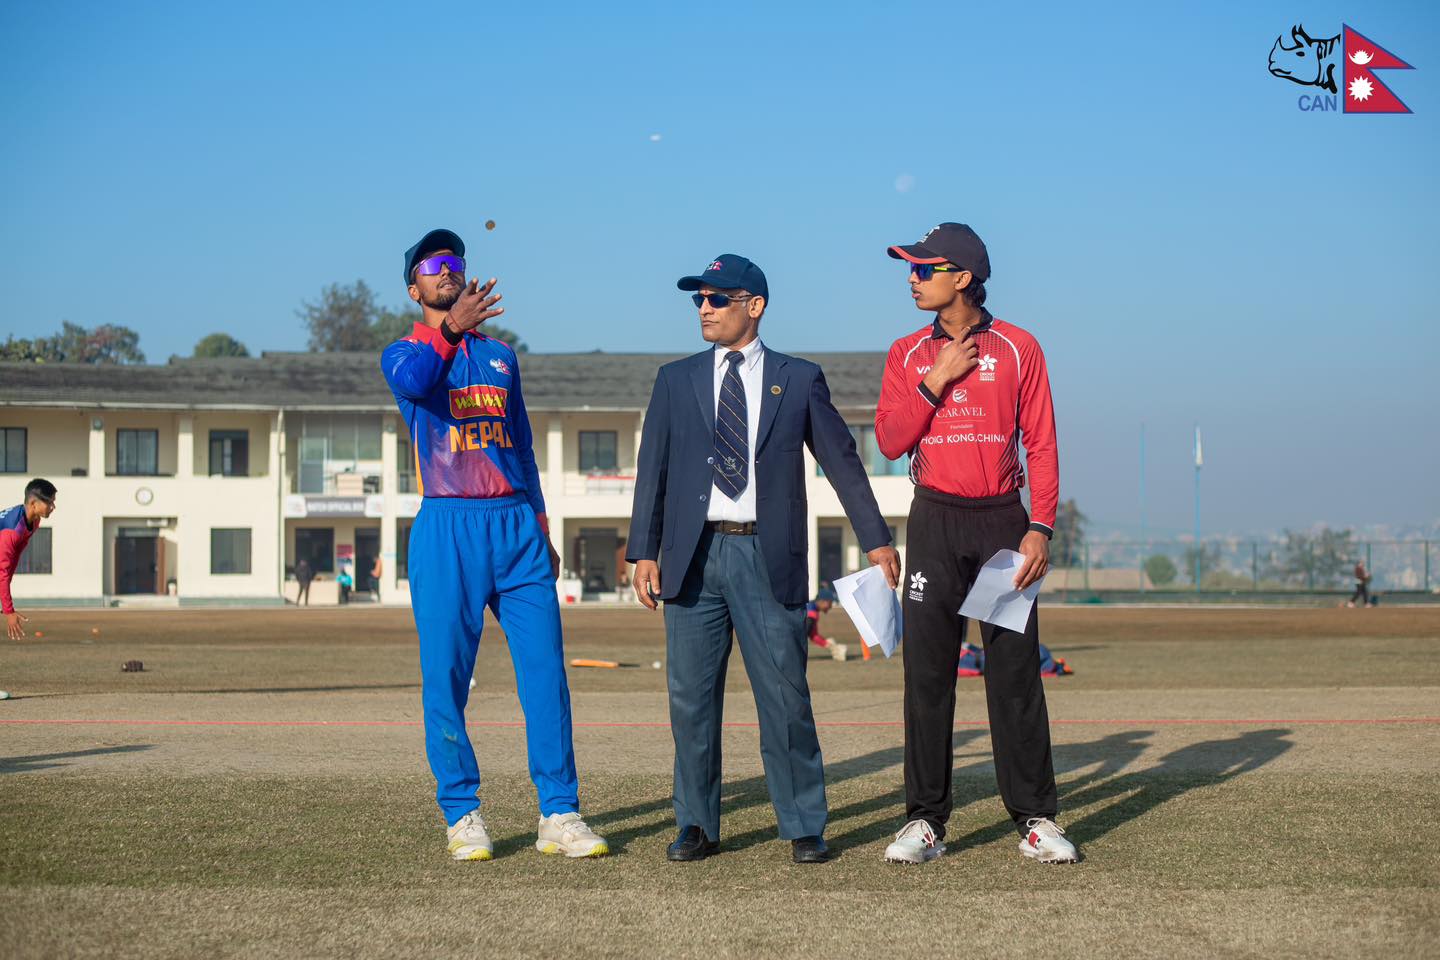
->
xmin=874 ymin=312 xmax=1059 ymax=536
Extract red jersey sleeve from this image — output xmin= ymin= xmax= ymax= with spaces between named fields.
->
xmin=874 ymin=336 xmax=939 ymax=461
xmin=1016 ymin=336 xmax=1059 ymax=533
xmin=0 ymin=528 xmax=20 ymax=614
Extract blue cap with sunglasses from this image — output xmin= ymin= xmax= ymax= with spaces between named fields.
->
xmin=676 ymin=254 xmax=769 ymax=304
xmin=887 ymin=222 xmax=990 ymax=282
xmin=404 ymin=228 xmax=466 ymax=286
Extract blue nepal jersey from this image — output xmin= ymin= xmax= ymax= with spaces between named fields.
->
xmin=381 ymin=322 xmax=545 ymax=512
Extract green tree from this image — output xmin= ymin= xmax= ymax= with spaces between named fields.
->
xmin=303 ymin=281 xmax=527 ymax=352
xmin=1182 ymin=544 xmax=1221 ymax=585
xmin=301 ymin=280 xmax=381 ymax=352
xmin=1050 ymin=499 xmax=1087 ymax=567
xmin=0 ymin=322 xmax=144 ymax=364
xmin=1274 ymin=528 xmax=1355 ymax=589
xmin=193 ymin=333 xmax=250 ymax=358
xmin=1144 ymin=553 xmax=1178 ymax=587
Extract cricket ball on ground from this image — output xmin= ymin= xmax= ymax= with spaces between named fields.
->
xmin=652 ymin=661 xmax=662 ymax=670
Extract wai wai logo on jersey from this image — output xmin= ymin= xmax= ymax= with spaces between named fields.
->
xmin=1268 ymin=24 xmax=1415 ymax=113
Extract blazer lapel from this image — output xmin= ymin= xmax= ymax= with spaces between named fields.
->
xmin=755 ymin=351 xmax=790 ymax=453
xmin=691 ymin=351 xmax=715 ymax=433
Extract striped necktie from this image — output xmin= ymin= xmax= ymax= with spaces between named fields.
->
xmin=713 ymin=351 xmax=748 ymax=500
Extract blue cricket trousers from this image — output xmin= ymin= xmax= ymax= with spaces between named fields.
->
xmin=408 ymin=495 xmax=579 ymax=826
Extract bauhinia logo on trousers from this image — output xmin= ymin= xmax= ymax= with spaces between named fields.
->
xmin=1268 ymin=23 xmax=1414 ymax=113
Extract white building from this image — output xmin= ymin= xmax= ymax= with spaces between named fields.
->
xmin=1 ymin=351 xmax=916 ymax=607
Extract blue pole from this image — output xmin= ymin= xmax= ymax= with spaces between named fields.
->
xmin=1193 ymin=424 xmax=1202 ymax=591
xmin=1139 ymin=423 xmax=1147 ymax=592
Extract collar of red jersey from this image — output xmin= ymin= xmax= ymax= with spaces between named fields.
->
xmin=930 ymin=308 xmax=992 ymax=341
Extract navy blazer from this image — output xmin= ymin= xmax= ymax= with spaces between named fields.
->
xmin=627 ymin=346 xmax=891 ymax=606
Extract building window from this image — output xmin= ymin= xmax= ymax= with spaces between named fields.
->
xmin=579 ymin=431 xmax=619 ymax=473
xmin=15 ymin=527 xmax=52 ymax=574
xmin=295 ymin=527 xmax=335 ymax=574
xmin=0 ymin=427 xmax=25 ymax=473
xmin=816 ymin=425 xmax=910 ymax=478
xmin=210 ymin=528 xmax=252 ymax=574
xmin=209 ymin=430 xmax=250 ymax=477
xmin=116 ymin=429 xmax=159 ymax=475
xmin=397 ymin=436 xmax=416 ymax=493
xmin=396 ymin=519 xmax=413 ymax=580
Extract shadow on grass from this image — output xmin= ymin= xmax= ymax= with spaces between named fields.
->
xmin=180 ymin=683 xmax=420 ymax=695
xmin=0 ymin=744 xmax=155 ymax=774
xmin=594 ymin=742 xmax=925 ymax=855
xmin=941 ymin=727 xmax=1295 ymax=853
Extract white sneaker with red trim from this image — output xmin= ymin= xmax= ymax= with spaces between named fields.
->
xmin=1018 ymin=817 xmax=1078 ymax=863
xmin=884 ymin=819 xmax=944 ymax=864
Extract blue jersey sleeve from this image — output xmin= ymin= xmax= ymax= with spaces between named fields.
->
xmin=506 ymin=350 xmax=547 ymax=516
xmin=381 ymin=328 xmax=458 ymax=401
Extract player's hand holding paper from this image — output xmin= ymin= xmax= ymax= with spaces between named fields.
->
xmin=957 ymin=549 xmax=1046 ymax=633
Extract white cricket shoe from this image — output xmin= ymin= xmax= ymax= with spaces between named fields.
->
xmin=446 ymin=810 xmax=494 ymax=861
xmin=1018 ymin=817 xmax=1078 ymax=863
xmin=535 ymin=812 xmax=610 ymax=858
xmin=831 ymin=642 xmax=849 ymax=662
xmin=884 ymin=819 xmax=944 ymax=864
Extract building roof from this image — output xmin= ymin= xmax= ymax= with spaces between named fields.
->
xmin=0 ymin=349 xmax=888 ymax=412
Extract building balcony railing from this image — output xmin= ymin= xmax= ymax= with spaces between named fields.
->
xmin=561 ymin=472 xmax=637 ymax=497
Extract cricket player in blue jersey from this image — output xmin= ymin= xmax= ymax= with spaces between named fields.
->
xmin=382 ymin=227 xmax=608 ymax=861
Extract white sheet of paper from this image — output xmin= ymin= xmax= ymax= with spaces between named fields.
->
xmin=957 ymin=549 xmax=1045 ymax=633
xmin=833 ymin=566 xmax=902 ymax=658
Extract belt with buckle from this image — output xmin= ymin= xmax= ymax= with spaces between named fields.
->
xmin=707 ymin=520 xmax=758 ymax=536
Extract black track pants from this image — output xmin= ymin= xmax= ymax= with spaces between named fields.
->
xmin=901 ymin=487 xmax=1058 ymax=839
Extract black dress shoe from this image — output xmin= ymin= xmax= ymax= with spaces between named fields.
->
xmin=791 ymin=836 xmax=830 ymax=863
xmin=667 ymin=825 xmax=719 ymax=861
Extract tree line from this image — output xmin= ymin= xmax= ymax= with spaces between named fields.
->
xmin=0 ymin=280 xmax=526 ymax=364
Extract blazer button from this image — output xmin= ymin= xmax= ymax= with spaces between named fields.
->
xmin=699 ymin=495 xmax=707 ymax=502
xmin=706 ymin=457 xmax=715 ymax=464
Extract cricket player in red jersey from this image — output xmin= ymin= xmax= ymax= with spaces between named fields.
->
xmin=2 ymin=479 xmax=57 ymax=698
xmin=873 ymin=223 xmax=1077 ymax=865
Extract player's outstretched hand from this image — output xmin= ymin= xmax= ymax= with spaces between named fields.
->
xmin=1014 ymin=531 xmax=1051 ymax=591
xmin=867 ymin=545 xmax=901 ymax=589
xmin=444 ymin=277 xmax=505 ymax=334
xmin=6 ymin=611 xmax=28 ymax=641
xmin=634 ymin=560 xmax=661 ymax=611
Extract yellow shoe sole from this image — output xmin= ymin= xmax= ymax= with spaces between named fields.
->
xmin=536 ymin=840 xmax=610 ymax=858
xmin=449 ymin=843 xmax=493 ymax=861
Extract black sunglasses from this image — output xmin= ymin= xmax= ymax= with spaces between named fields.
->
xmin=692 ymin=293 xmax=756 ymax=309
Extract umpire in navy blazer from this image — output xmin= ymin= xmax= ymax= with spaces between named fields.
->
xmin=627 ymin=254 xmax=901 ymax=865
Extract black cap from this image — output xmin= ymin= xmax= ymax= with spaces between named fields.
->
xmin=677 ymin=254 xmax=769 ymax=303
xmin=403 ymin=228 xmax=465 ymax=286
xmin=887 ymin=223 xmax=990 ymax=282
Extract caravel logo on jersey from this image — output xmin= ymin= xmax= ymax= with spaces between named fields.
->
xmin=449 ymin=385 xmax=509 ymax=420
xmin=1268 ymin=24 xmax=1414 ymax=113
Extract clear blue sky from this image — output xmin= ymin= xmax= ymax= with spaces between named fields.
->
xmin=3 ymin=1 xmax=1437 ymax=537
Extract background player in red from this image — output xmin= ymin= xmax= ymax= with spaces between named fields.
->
xmin=873 ymin=223 xmax=1077 ymax=865
xmin=3 ymin=479 xmax=57 ymax=699
xmin=2 ymin=479 xmax=57 ymax=645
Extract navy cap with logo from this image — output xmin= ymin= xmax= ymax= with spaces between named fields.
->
xmin=676 ymin=254 xmax=769 ymax=303
xmin=403 ymin=228 xmax=466 ymax=287
xmin=887 ymin=222 xmax=991 ymax=282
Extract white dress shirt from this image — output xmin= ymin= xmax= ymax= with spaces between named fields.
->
xmin=707 ymin=337 xmax=764 ymax=523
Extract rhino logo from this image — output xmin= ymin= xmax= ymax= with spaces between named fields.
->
xmin=1269 ymin=24 xmax=1340 ymax=93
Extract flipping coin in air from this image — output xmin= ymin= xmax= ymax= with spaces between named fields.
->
xmin=485 ymin=220 xmax=496 ymax=231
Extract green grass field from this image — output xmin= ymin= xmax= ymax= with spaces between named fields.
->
xmin=2 ymin=606 xmax=1437 ymax=959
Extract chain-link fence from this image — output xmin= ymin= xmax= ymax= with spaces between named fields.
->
xmin=1042 ymin=539 xmax=1435 ymax=595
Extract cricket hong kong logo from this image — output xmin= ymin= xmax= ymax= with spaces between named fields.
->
xmin=1268 ymin=24 xmax=1415 ymax=113
xmin=489 ymin=357 xmax=510 ymax=376
xmin=978 ymin=354 xmax=998 ymax=382
xmin=908 ymin=571 xmax=927 ymax=602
